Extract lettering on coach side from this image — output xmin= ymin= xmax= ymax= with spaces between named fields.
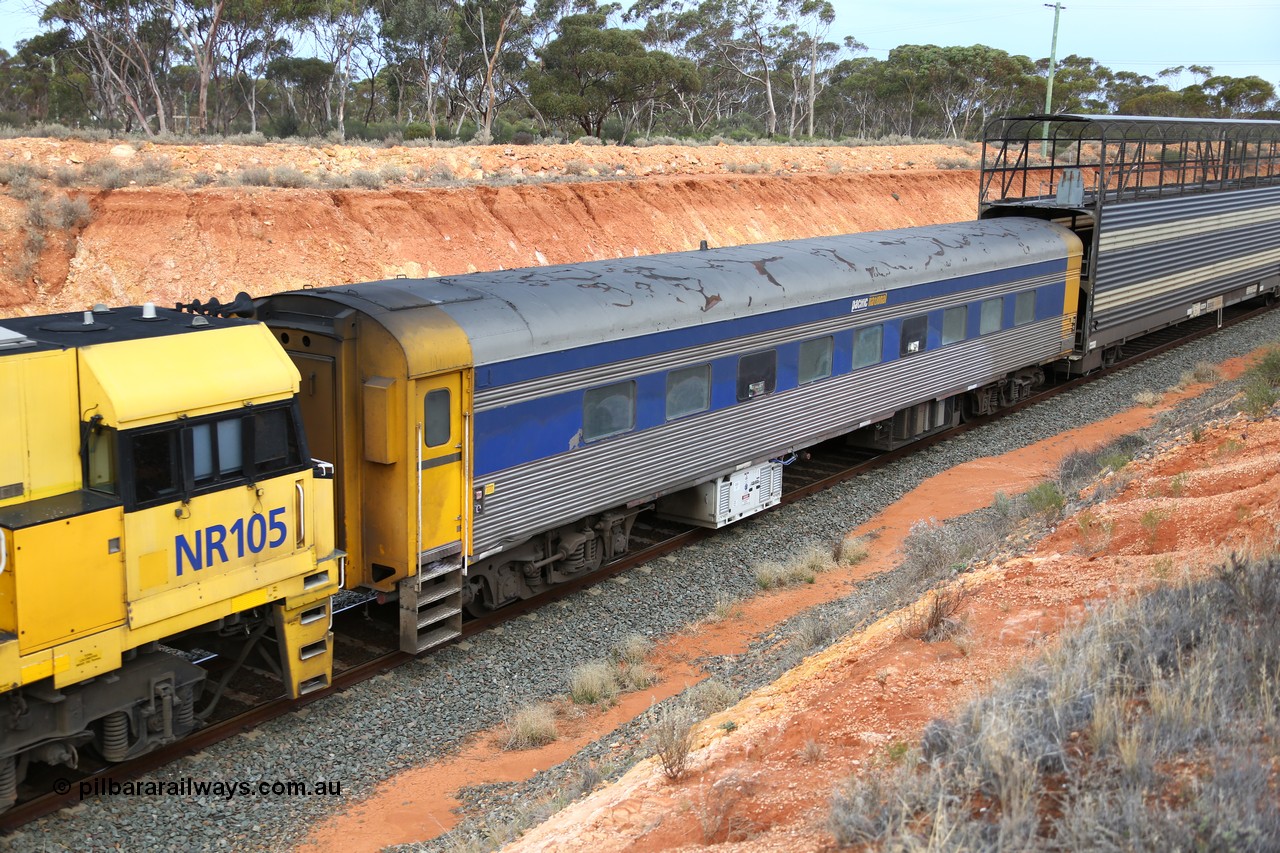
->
xmin=175 ymin=507 xmax=288 ymax=575
xmin=850 ymin=293 xmax=888 ymax=312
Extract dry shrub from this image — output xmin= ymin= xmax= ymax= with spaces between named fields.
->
xmin=270 ymin=165 xmax=311 ymax=188
xmin=379 ymin=164 xmax=407 ymax=183
xmin=755 ymin=544 xmax=833 ymax=589
xmin=125 ymin=156 xmax=175 ymax=186
xmin=612 ymin=633 xmax=651 ymax=665
xmin=349 ymin=169 xmax=384 ymax=189
xmin=235 ymin=166 xmax=273 ymax=186
xmin=830 ymin=554 xmax=1280 ymax=850
xmin=899 ymin=587 xmax=966 ymax=642
xmin=49 ymin=195 xmax=91 ymax=229
xmin=619 ymin=661 xmax=657 ymax=690
xmin=650 ymin=705 xmax=695 ymax=781
xmin=684 ymin=678 xmax=739 ymax=717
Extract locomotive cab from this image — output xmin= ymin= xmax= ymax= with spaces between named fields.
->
xmin=0 ymin=306 xmax=340 ymax=810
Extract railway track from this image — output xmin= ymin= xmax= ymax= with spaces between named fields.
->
xmin=2 ymin=300 xmax=1269 ymax=832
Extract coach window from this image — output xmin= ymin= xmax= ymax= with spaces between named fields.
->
xmin=424 ymin=389 xmax=451 ymax=446
xmin=584 ymin=381 xmax=636 ymax=441
xmin=942 ymin=305 xmax=967 ymax=345
xmin=1014 ymin=291 xmax=1036 ymax=326
xmin=980 ymin=297 xmax=1003 ymax=335
xmin=899 ymin=315 xmax=927 ymax=357
xmin=798 ymin=337 xmax=833 ymax=385
xmin=852 ymin=324 xmax=882 ymax=369
xmin=666 ymin=364 xmax=710 ymax=420
xmin=737 ymin=350 xmax=777 ymax=400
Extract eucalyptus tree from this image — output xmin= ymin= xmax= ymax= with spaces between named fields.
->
xmin=42 ymin=0 xmax=180 ymax=133
xmin=375 ymin=0 xmax=456 ymax=131
xmin=1 ymin=30 xmax=88 ymax=123
xmin=266 ymin=54 xmax=332 ymax=130
xmin=308 ymin=0 xmax=376 ymax=138
xmin=455 ymin=0 xmax=528 ymax=140
xmin=624 ymin=0 xmax=733 ymax=133
xmin=687 ymin=0 xmax=791 ymax=136
xmin=818 ymin=55 xmax=881 ymax=138
xmin=221 ymin=0 xmax=316 ymax=133
xmin=1037 ymin=54 xmax=1110 ymax=114
xmin=528 ymin=10 xmax=697 ymax=136
xmin=1201 ymin=74 xmax=1276 ymax=116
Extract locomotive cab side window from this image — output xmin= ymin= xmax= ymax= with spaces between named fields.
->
xmin=583 ymin=381 xmax=636 ymax=441
xmin=252 ymin=408 xmax=302 ymax=476
xmin=853 ymin=325 xmax=883 ymax=369
xmin=980 ymin=297 xmax=1003 ymax=335
xmin=1014 ymin=290 xmax=1036 ymax=326
xmin=666 ymin=364 xmax=710 ymax=420
xmin=121 ymin=403 xmax=306 ymax=510
xmin=899 ymin=315 xmax=928 ymax=357
xmin=84 ymin=421 xmax=119 ymax=497
xmin=736 ymin=350 xmax=777 ymax=400
xmin=942 ymin=306 xmax=967 ymax=345
xmin=424 ymin=388 xmax=451 ymax=447
xmin=132 ymin=430 xmax=180 ymax=505
xmin=798 ymin=337 xmax=833 ymax=385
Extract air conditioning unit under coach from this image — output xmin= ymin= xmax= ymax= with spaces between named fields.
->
xmin=656 ymin=460 xmax=784 ymax=529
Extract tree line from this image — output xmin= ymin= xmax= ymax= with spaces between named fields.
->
xmin=1 ymin=0 xmax=1276 ymax=142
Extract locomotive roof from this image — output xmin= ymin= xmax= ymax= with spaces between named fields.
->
xmin=298 ymin=217 xmax=1073 ymax=368
xmin=0 ymin=305 xmax=253 ymax=357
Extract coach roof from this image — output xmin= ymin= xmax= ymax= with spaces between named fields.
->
xmin=302 ymin=217 xmax=1074 ymax=368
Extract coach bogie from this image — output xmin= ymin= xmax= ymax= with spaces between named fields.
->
xmin=461 ymin=510 xmax=640 ymax=614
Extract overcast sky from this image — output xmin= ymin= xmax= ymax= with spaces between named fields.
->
xmin=0 ymin=0 xmax=1274 ymax=90
xmin=837 ymin=0 xmax=1279 ymax=88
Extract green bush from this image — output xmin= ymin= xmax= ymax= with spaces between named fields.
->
xmin=1025 ymin=481 xmax=1066 ymax=518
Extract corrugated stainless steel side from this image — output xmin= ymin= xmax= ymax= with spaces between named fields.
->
xmin=471 ymin=318 xmax=1065 ymax=556
xmin=1092 ymin=185 xmax=1280 ymax=337
xmin=475 ymin=268 xmax=1063 ymax=413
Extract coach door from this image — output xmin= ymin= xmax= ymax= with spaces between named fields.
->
xmin=290 ymin=352 xmax=343 ymax=542
xmin=416 ymin=371 xmax=468 ymax=565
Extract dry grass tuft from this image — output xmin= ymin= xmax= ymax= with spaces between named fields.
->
xmin=568 ymin=660 xmax=620 ymax=706
xmin=502 ymin=703 xmax=558 ymax=750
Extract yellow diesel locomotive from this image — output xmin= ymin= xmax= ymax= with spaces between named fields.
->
xmin=0 ymin=304 xmax=341 ymax=809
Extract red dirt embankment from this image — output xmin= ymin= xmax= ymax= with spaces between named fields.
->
xmin=0 ymin=138 xmax=979 ymax=315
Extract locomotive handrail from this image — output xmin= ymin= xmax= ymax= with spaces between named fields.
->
xmin=0 ymin=528 xmax=6 ymax=577
xmin=295 ymin=482 xmax=306 ymax=547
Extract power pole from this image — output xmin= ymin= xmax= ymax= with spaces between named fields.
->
xmin=1042 ymin=2 xmax=1065 ymax=157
